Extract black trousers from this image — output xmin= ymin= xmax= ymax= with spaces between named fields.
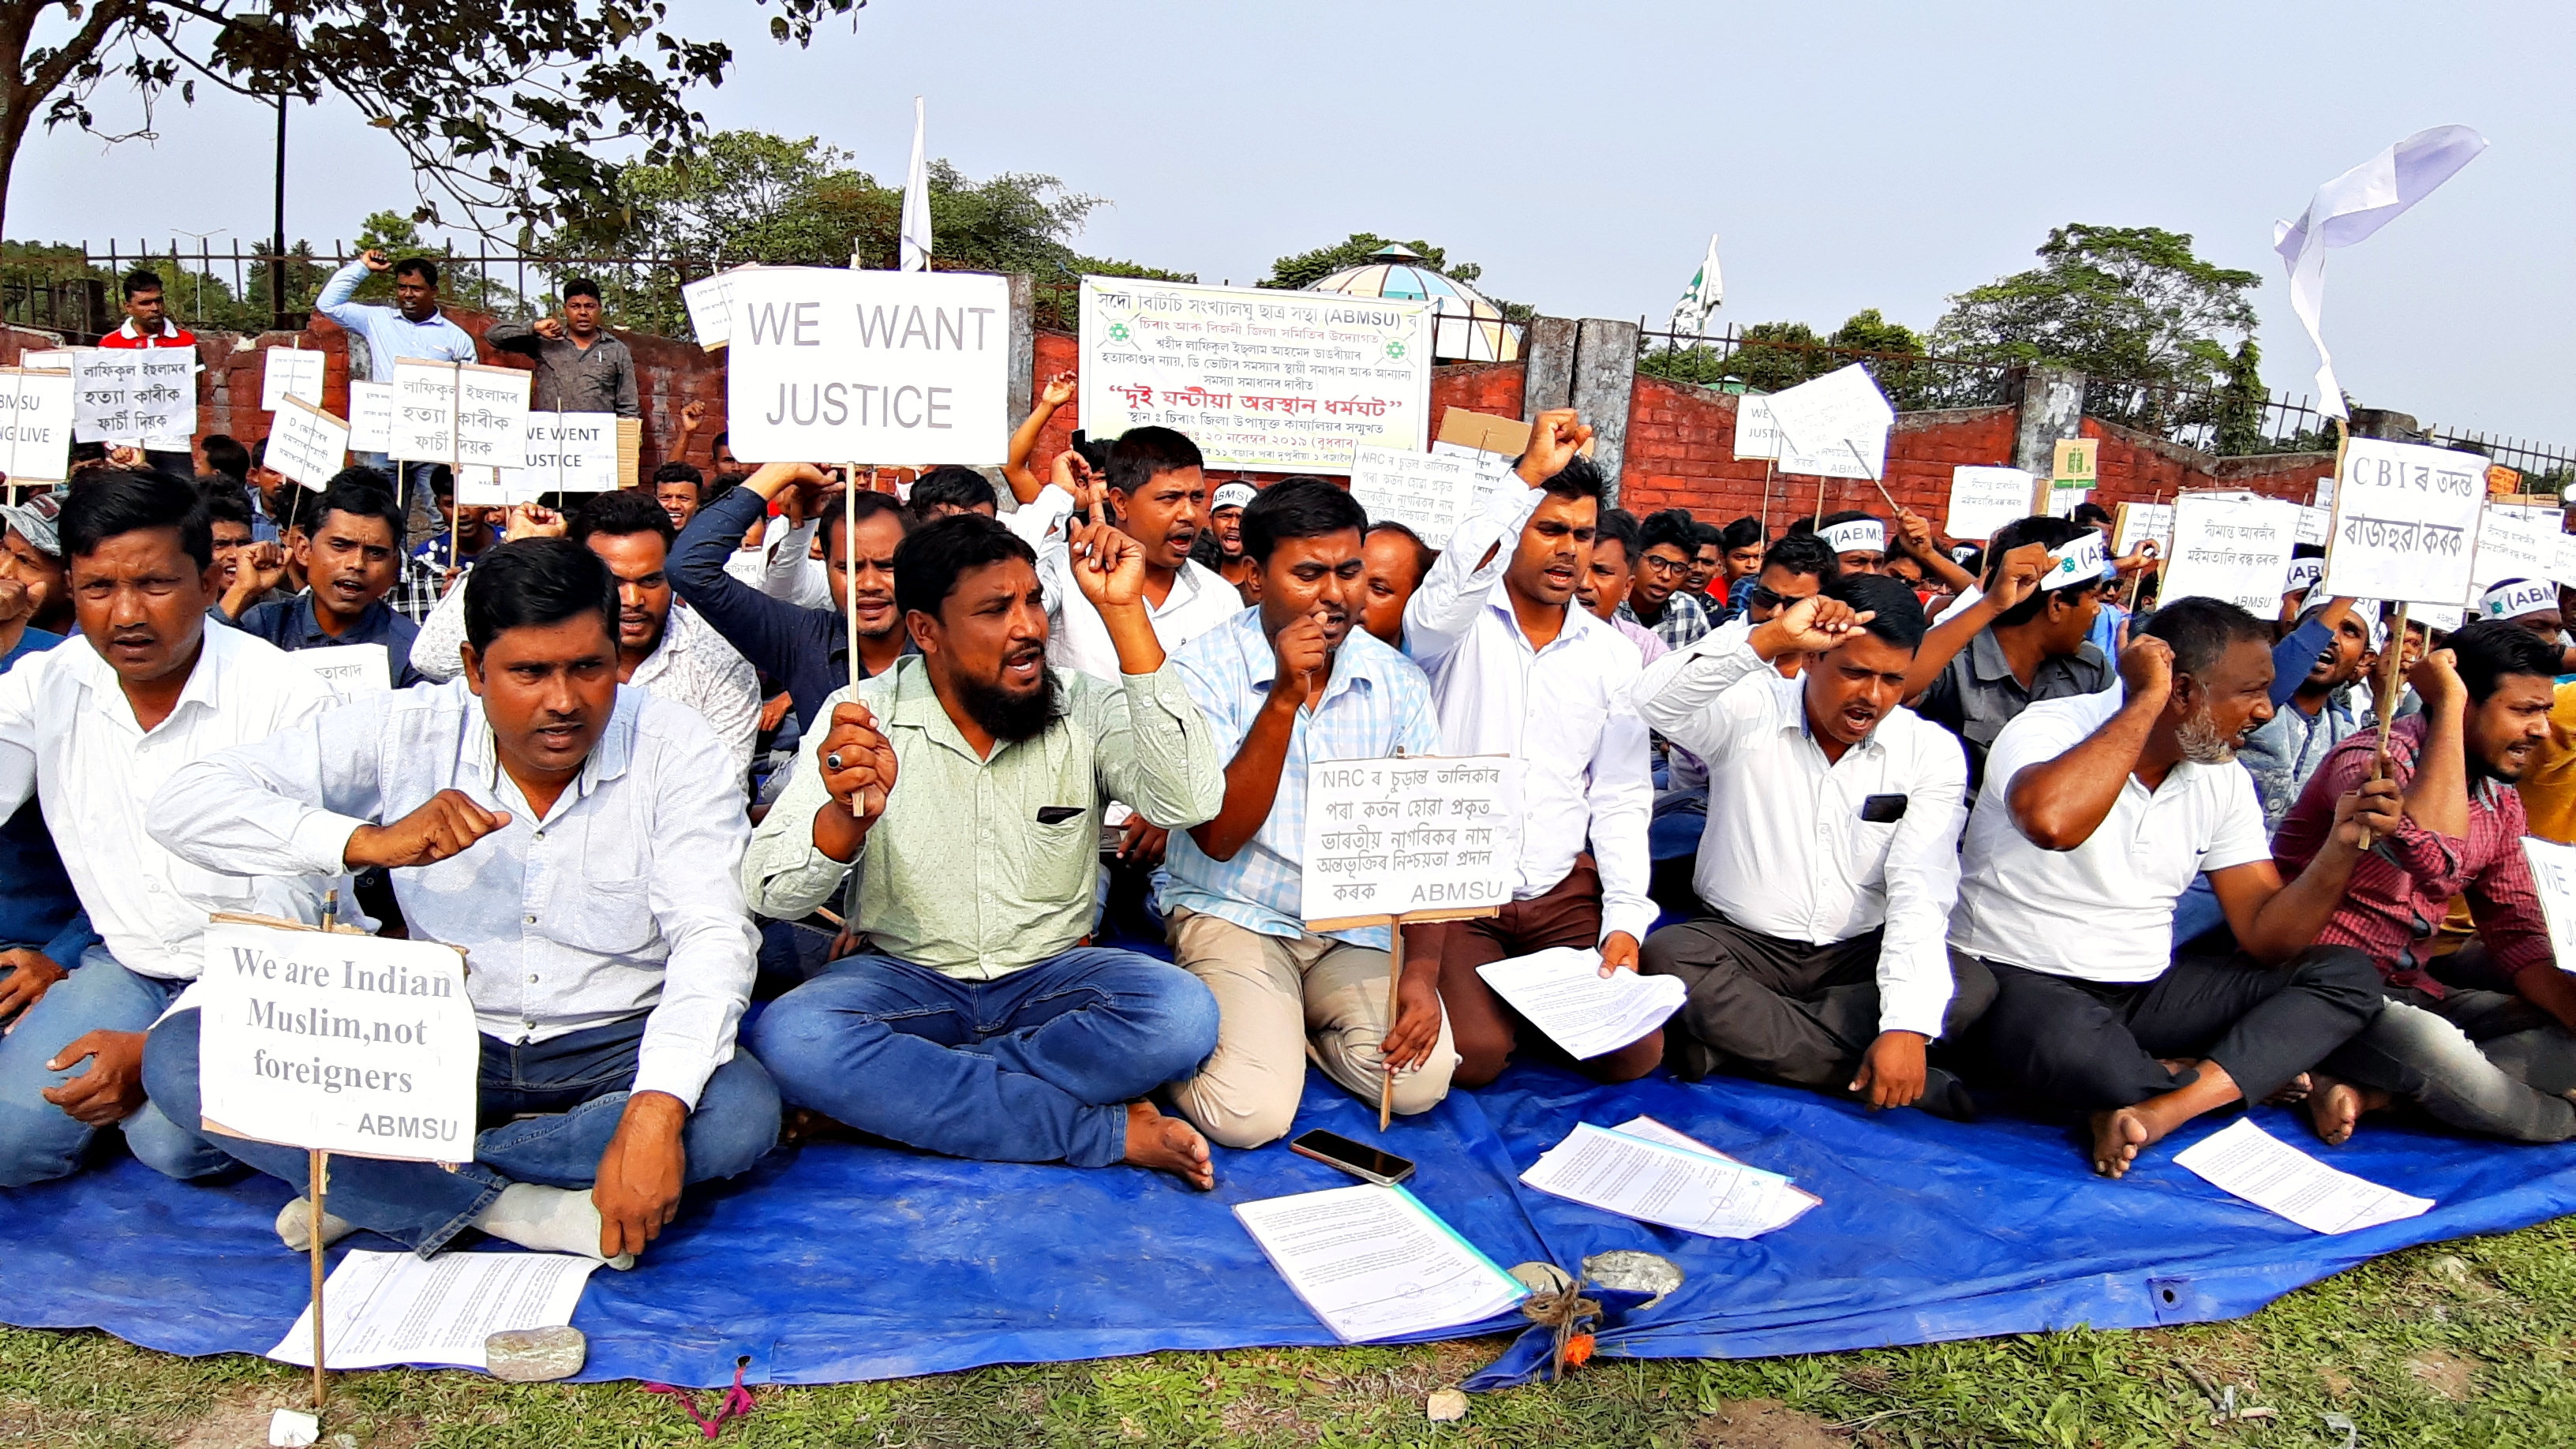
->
xmin=1641 ymin=915 xmax=1996 ymax=1089
xmin=1972 ymin=947 xmax=2381 ymax=1110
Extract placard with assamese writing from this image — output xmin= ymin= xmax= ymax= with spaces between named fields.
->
xmin=1301 ymin=755 xmax=1523 ymax=930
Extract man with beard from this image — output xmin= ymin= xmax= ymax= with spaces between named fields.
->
xmin=147 ymin=540 xmax=774 ymax=1264
xmin=0 ymin=472 xmax=343 ymax=1187
xmin=2241 ymin=593 xmax=2379 ymax=832
xmin=671 ymin=462 xmax=911 ymax=732
xmin=1160 ymin=481 xmax=1447 ymax=1148
xmin=1402 ymin=410 xmax=1658 ymax=1088
xmin=1634 ymin=575 xmax=1989 ymax=1118
xmin=742 ymin=514 xmax=1226 ymax=1188
xmin=231 ymin=471 xmax=422 ymax=689
xmin=407 ymin=490 xmax=761 ymax=791
xmin=1619 ymin=508 xmax=1710 ymax=650
xmin=1952 ymin=598 xmax=2398 ymax=1178
xmin=2277 ymin=623 xmax=2576 ymax=1145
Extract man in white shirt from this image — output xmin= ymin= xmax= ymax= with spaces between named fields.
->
xmin=143 ymin=540 xmax=775 ymax=1264
xmin=0 ymin=472 xmax=343 ymax=1187
xmin=1952 ymin=597 xmax=2398 ymax=1178
xmin=407 ymin=491 xmax=762 ymax=792
xmin=1634 ymin=575 xmax=1989 ymax=1119
xmin=1401 ymin=410 xmax=1657 ymax=1087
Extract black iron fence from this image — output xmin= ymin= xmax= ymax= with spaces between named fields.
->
xmin=1634 ymin=321 xmax=2019 ymax=412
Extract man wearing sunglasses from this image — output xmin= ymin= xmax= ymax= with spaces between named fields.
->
xmin=1702 ymin=533 xmax=1841 ymax=680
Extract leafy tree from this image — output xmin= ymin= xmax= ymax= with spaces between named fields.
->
xmin=0 ymin=0 xmax=865 ymax=238
xmin=1259 ymin=231 xmax=1529 ymax=321
xmin=543 ymin=131 xmax=1189 ymax=337
xmin=1931 ymin=223 xmax=2261 ymax=434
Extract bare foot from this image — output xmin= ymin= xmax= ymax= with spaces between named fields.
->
xmin=2305 ymin=1076 xmax=2365 ymax=1146
xmin=2087 ymin=1107 xmax=2154 ymax=1179
xmin=2263 ymin=1072 xmax=2313 ymax=1106
xmin=1124 ymin=1101 xmax=1215 ymax=1190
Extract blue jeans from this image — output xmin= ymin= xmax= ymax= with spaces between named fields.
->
xmin=747 ymin=947 xmax=1219 ymax=1168
xmin=0 ymin=948 xmax=230 ymax=1188
xmin=144 ymin=1010 xmax=781 ymax=1255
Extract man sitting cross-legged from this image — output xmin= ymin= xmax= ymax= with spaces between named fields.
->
xmin=1634 ymin=575 xmax=1992 ymax=1119
xmin=1161 ymin=480 xmax=1451 ymax=1148
xmin=742 ymin=514 xmax=1226 ymax=1188
xmin=1952 ymin=598 xmax=2398 ymax=1178
xmin=144 ymin=539 xmax=777 ymax=1264
xmin=2280 ymin=623 xmax=2576 ymax=1145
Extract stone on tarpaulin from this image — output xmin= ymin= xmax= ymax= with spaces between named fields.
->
xmin=485 ymin=1324 xmax=587 ymax=1382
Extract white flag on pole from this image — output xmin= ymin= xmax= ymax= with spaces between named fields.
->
xmin=2271 ymin=125 xmax=2486 ymax=420
xmin=900 ymin=96 xmax=933 ymax=272
xmin=1668 ymin=233 xmax=1722 ymax=335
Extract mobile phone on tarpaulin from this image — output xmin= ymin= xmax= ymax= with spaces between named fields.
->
xmin=1290 ymin=1129 xmax=1416 ymax=1186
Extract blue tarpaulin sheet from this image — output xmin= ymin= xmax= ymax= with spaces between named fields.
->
xmin=4 ymin=1064 xmax=2573 ymax=1385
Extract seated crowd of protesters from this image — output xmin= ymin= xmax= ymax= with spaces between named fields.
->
xmin=9 ymin=380 xmax=2576 ymax=1275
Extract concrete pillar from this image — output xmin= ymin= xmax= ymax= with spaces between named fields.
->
xmin=1571 ymin=318 xmax=1642 ymax=504
xmin=2347 ymin=407 xmax=2420 ymax=443
xmin=1521 ymin=316 xmax=1576 ymax=419
xmin=1005 ymin=273 xmax=1035 ymax=429
xmin=2012 ymin=364 xmax=2085 ymax=477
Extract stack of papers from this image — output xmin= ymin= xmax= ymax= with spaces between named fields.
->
xmin=268 ymin=1250 xmax=600 ymax=1370
xmin=1474 ymin=948 xmax=1686 ymax=1060
xmin=1234 ymin=1183 xmax=1527 ymax=1343
xmin=1521 ymin=1118 xmax=1818 ymax=1239
xmin=2173 ymin=1118 xmax=2434 ymax=1235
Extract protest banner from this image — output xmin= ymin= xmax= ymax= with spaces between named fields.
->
xmin=265 ymin=396 xmax=350 ymax=492
xmin=1080 ymin=277 xmax=1432 ymax=474
xmin=1348 ymin=446 xmax=1500 ymax=543
xmin=287 ymin=642 xmax=395 ymax=697
xmin=723 ymin=267 xmax=1011 ymax=466
xmin=2522 ymin=838 xmax=2576 ymax=971
xmin=197 ymin=912 xmax=477 ymax=1410
xmin=507 ymin=413 xmax=620 ymax=494
xmin=1765 ymin=364 xmax=1893 ymax=481
xmin=389 ymin=360 xmax=461 ymax=462
xmin=1732 ymin=395 xmax=1783 ymax=461
xmin=0 ymin=366 xmax=74 ymax=486
xmin=2470 ymin=504 xmax=2557 ymax=596
xmin=2552 ymin=534 xmax=2576 ymax=590
xmin=70 ymin=350 xmax=136 ymax=444
xmin=455 ymin=365 xmax=531 ymax=472
xmin=1944 ymin=466 xmax=2035 ymax=544
xmin=2161 ymin=492 xmax=2301 ymax=615
xmin=2114 ymin=500 xmax=2174 ymax=559
xmin=261 ymin=347 xmax=328 ymax=412
xmin=346 ymin=381 xmax=394 ymax=454
xmin=681 ymin=271 xmax=737 ymax=350
xmin=2320 ymin=436 xmax=2484 ymax=605
xmin=2295 ymin=506 xmax=2331 ymax=547
xmin=1301 ymin=754 xmax=1522 ymax=1128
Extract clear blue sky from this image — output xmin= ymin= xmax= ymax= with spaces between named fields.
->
xmin=15 ymin=0 xmax=2567 ymax=440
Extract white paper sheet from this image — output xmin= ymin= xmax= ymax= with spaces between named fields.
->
xmin=268 ymin=1250 xmax=598 ymax=1369
xmin=2173 ymin=1118 xmax=2432 ymax=1235
xmin=1233 ymin=1184 xmax=1526 ymax=1343
xmin=1607 ymin=1114 xmax=1820 ymax=1234
xmin=346 ymin=380 xmax=395 ymax=454
xmin=1520 ymin=1122 xmax=1815 ymax=1239
xmin=1473 ymin=947 xmax=1683 ymax=1061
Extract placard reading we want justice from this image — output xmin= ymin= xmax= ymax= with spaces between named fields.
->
xmin=1300 ymin=756 xmax=1524 ymax=930
xmin=723 ymin=268 xmax=1012 ymax=464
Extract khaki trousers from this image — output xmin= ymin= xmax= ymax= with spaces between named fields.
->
xmin=1167 ymin=908 xmax=1456 ymax=1148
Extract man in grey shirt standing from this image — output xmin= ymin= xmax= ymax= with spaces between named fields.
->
xmin=486 ymin=279 xmax=640 ymax=419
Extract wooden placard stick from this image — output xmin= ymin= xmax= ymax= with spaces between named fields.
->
xmin=1757 ymin=459 xmax=1774 ymax=534
xmin=1378 ymin=917 xmax=1403 ymax=1132
xmin=844 ymin=464 xmax=862 ymax=689
xmin=1811 ymin=473 xmax=1827 ymax=527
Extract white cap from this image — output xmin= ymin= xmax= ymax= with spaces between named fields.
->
xmin=2040 ymin=531 xmax=2106 ymax=591
xmin=1818 ymin=519 xmax=1885 ymax=556
xmin=2299 ymin=583 xmax=2389 ymax=653
xmin=2481 ymin=577 xmax=2558 ymax=623
xmin=2282 ymin=558 xmax=2323 ymax=595
xmin=1211 ymin=482 xmax=1256 ymax=511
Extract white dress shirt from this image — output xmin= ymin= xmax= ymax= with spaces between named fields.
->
xmin=148 ymin=680 xmax=758 ymax=1106
xmin=0 ymin=626 xmax=344 ymax=981
xmin=1401 ymin=482 xmax=1657 ymax=945
xmin=406 ymin=587 xmax=762 ymax=792
xmin=723 ymin=517 xmax=832 ymax=612
xmin=1011 ymin=485 xmax=1241 ymax=682
xmin=1631 ymin=629 xmax=1968 ymax=1038
xmin=1951 ymin=683 xmax=2271 ymax=984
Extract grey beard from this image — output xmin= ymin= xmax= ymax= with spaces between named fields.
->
xmin=2176 ymin=706 xmax=2238 ymax=765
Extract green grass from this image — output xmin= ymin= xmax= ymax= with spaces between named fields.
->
xmin=9 ymin=1219 xmax=2576 ymax=1447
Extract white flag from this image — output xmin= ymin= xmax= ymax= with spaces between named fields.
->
xmin=2271 ymin=125 xmax=2485 ymax=420
xmin=1669 ymin=233 xmax=1722 ymax=335
xmin=900 ymin=96 xmax=932 ymax=273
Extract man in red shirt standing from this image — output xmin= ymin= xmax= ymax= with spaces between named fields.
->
xmin=93 ymin=270 xmax=197 ymax=478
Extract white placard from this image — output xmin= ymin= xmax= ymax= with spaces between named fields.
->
xmin=1944 ymin=466 xmax=2035 ymax=543
xmin=389 ymin=359 xmax=460 ymax=462
xmin=2470 ymin=504 xmax=2557 ymax=597
xmin=2550 ymin=536 xmax=2576 ymax=592
xmin=269 ymin=1250 xmax=598 ymax=1370
xmin=346 ymin=380 xmax=395 ymax=454
xmin=2312 ymin=475 xmax=2335 ymax=511
xmin=260 ymin=346 xmax=328 ymax=412
xmin=724 ymin=267 xmax=1012 ymax=466
xmin=2522 ymin=837 xmax=2576 ymax=964
xmin=1299 ymin=754 xmax=1525 ymax=929
xmin=1080 ymin=276 xmax=1433 ymax=474
xmin=2173 ymin=1118 xmax=2432 ymax=1235
xmin=1348 ymin=446 xmax=1501 ymax=545
xmin=2295 ymin=505 xmax=2331 ymax=546
xmin=2161 ymin=493 xmax=2301 ymax=614
xmin=454 ymin=364 xmax=531 ymax=472
xmin=70 ymin=349 xmax=137 ymax=444
xmin=2321 ymin=436 xmax=2484 ymax=606
xmin=454 ymin=466 xmax=536 ymax=507
xmin=682 ymin=271 xmax=737 ymax=350
xmin=195 ymin=918 xmax=477 ymax=1161
xmin=134 ymin=349 xmax=197 ymax=448
xmin=2114 ymin=501 xmax=2175 ymax=558
xmin=287 ymin=642 xmax=394 ymax=697
xmin=1732 ymin=395 xmax=1782 ymax=461
xmin=265 ymin=395 xmax=350 ymax=492
xmin=503 ymin=411 xmax=622 ymax=495
xmin=0 ymin=367 xmax=74 ymax=483
xmin=1232 ymin=1185 xmax=1526 ymax=1344
xmin=1763 ymin=364 xmax=1893 ymax=480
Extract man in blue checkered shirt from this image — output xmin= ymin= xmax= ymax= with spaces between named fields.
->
xmin=1161 ymin=480 xmax=1450 ymax=1148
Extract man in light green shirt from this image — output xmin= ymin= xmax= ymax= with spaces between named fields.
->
xmin=743 ymin=512 xmax=1227 ymax=1187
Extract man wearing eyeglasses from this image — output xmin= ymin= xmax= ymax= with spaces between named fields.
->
xmin=1618 ymin=509 xmax=1710 ymax=650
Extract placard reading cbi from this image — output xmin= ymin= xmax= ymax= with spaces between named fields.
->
xmin=724 ymin=268 xmax=1011 ymax=465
